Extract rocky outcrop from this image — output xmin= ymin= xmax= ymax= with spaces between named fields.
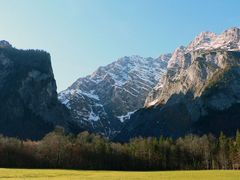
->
xmin=145 ymin=46 xmax=186 ymax=106
xmin=59 ymin=55 xmax=171 ymax=137
xmin=0 ymin=42 xmax=72 ymax=140
xmin=116 ymin=27 xmax=240 ymax=141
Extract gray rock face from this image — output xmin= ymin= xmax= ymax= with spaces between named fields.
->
xmin=145 ymin=46 xmax=186 ymax=107
xmin=116 ymin=27 xmax=240 ymax=141
xmin=59 ymin=55 xmax=171 ymax=137
xmin=145 ymin=27 xmax=240 ymax=107
xmin=0 ymin=44 xmax=72 ymax=140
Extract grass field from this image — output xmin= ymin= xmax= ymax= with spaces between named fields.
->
xmin=0 ymin=169 xmax=239 ymax=180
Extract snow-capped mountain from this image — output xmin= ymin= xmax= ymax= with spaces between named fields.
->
xmin=116 ymin=27 xmax=240 ymax=141
xmin=59 ymin=54 xmax=171 ymax=137
xmin=145 ymin=27 xmax=240 ymax=107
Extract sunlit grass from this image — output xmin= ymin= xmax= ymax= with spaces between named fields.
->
xmin=0 ymin=169 xmax=239 ymax=180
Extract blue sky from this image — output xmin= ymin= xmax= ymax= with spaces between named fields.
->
xmin=0 ymin=0 xmax=239 ymax=91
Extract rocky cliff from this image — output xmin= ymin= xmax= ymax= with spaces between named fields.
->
xmin=116 ymin=27 xmax=240 ymax=141
xmin=0 ymin=42 xmax=72 ymax=139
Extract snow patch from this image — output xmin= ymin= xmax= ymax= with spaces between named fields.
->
xmin=88 ymin=110 xmax=100 ymax=122
xmin=76 ymin=89 xmax=100 ymax=100
xmin=117 ymin=110 xmax=137 ymax=123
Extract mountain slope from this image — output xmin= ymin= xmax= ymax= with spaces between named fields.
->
xmin=116 ymin=27 xmax=240 ymax=141
xmin=59 ymin=54 xmax=171 ymax=137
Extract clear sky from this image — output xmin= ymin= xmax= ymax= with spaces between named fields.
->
xmin=0 ymin=0 xmax=239 ymax=91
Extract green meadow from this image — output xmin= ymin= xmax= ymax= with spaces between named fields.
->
xmin=0 ymin=169 xmax=239 ymax=180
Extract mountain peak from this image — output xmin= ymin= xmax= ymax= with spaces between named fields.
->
xmin=147 ymin=27 xmax=240 ymax=108
xmin=186 ymin=31 xmax=217 ymax=52
xmin=59 ymin=53 xmax=171 ymax=137
xmin=117 ymin=55 xmax=145 ymax=63
xmin=167 ymin=46 xmax=186 ymax=69
xmin=158 ymin=53 xmax=172 ymax=62
xmin=186 ymin=27 xmax=240 ymax=52
xmin=0 ymin=40 xmax=12 ymax=48
xmin=209 ymin=27 xmax=240 ymax=50
xmin=219 ymin=27 xmax=240 ymax=42
xmin=224 ymin=27 xmax=240 ymax=33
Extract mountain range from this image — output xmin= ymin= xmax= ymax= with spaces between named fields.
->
xmin=60 ymin=27 xmax=240 ymax=141
xmin=0 ymin=27 xmax=240 ymax=141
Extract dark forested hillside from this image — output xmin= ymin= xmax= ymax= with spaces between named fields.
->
xmin=0 ymin=47 xmax=72 ymax=140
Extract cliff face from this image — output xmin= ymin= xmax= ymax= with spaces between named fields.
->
xmin=145 ymin=27 xmax=240 ymax=107
xmin=115 ymin=28 xmax=240 ymax=142
xmin=0 ymin=45 xmax=72 ymax=139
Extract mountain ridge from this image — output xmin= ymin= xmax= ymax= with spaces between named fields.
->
xmin=59 ymin=54 xmax=171 ymax=137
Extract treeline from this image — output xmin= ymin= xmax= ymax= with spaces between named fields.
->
xmin=0 ymin=128 xmax=239 ymax=170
